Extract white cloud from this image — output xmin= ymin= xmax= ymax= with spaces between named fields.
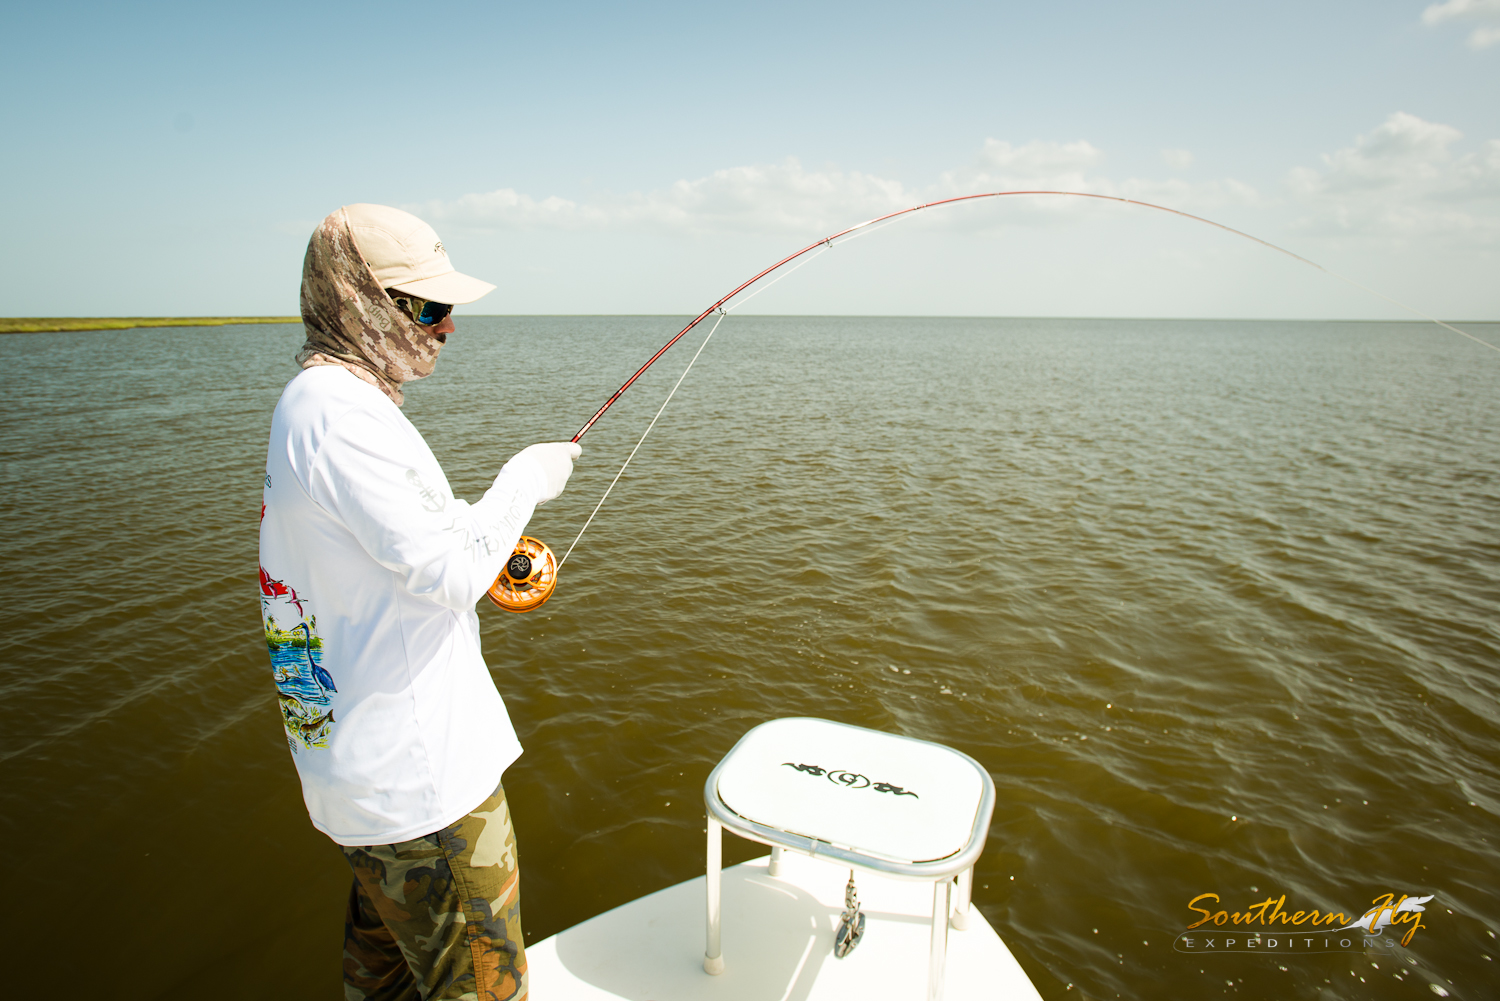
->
xmin=417 ymin=139 xmax=1258 ymax=242
xmin=934 ymin=139 xmax=1107 ymax=202
xmin=414 ymin=159 xmax=911 ymax=236
xmin=411 ymin=188 xmax=607 ymax=230
xmin=1287 ymin=112 xmax=1500 ymax=238
xmin=1292 ymin=112 xmax=1462 ymax=193
xmin=975 ymin=138 xmax=1103 ymax=180
xmin=1161 ymin=149 xmax=1195 ymax=170
xmin=416 ymin=116 xmax=1500 ymax=252
xmin=936 ymin=139 xmax=1255 ymax=218
xmin=1421 ymin=0 xmax=1500 ymax=48
xmin=628 ymin=159 xmax=910 ymax=233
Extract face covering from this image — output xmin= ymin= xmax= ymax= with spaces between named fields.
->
xmin=295 ymin=207 xmax=441 ymax=406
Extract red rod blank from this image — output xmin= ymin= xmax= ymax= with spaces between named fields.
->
xmin=570 ymin=189 xmax=1325 ymax=442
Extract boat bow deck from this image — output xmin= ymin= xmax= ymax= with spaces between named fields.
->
xmin=527 ymin=852 xmax=1043 ymax=1000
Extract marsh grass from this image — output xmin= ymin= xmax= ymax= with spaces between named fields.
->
xmin=1 ymin=317 xmax=301 ymax=334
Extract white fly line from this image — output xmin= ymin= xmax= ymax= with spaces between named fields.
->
xmin=558 ymin=309 xmax=728 ymax=570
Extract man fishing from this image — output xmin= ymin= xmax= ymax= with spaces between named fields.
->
xmin=259 ymin=203 xmax=578 ymax=1001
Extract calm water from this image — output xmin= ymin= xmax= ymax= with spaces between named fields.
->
xmin=2 ymin=317 xmax=1497 ymax=1000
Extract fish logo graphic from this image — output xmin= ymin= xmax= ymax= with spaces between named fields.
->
xmin=406 ymin=469 xmax=447 ymax=512
xmin=1340 ymin=894 xmax=1434 ymax=935
xmin=279 ymin=695 xmax=338 ymax=750
xmin=295 ymin=710 xmax=337 ymax=740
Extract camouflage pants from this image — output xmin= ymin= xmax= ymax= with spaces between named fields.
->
xmin=339 ymin=784 xmax=526 ymax=1001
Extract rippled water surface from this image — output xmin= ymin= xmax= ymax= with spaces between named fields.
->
xmin=2 ymin=317 xmax=1498 ymax=1000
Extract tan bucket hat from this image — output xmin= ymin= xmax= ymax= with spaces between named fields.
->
xmin=342 ymin=203 xmax=496 ymax=305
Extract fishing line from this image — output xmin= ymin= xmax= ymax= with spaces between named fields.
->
xmin=557 ymin=309 xmax=728 ymax=571
xmin=1314 ymin=272 xmax=1496 ymax=353
xmin=820 ymin=213 xmax=908 ymax=251
xmin=546 ymin=241 xmax=842 ymax=579
xmin=722 ymin=214 xmax=908 ymax=314
xmin=485 ymin=188 xmax=1495 ymax=612
xmin=722 ymin=244 xmax=830 ymax=313
xmin=548 ymin=244 xmax=839 ymax=574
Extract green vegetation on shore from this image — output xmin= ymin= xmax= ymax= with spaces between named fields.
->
xmin=265 ymin=616 xmax=322 ymax=651
xmin=1 ymin=316 xmax=301 ymax=334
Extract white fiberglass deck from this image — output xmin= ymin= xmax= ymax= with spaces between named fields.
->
xmin=527 ymin=852 xmax=1043 ymax=1001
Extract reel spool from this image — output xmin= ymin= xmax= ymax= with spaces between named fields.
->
xmin=486 ymin=535 xmax=558 ymax=613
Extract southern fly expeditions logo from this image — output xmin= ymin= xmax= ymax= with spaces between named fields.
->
xmin=1173 ymin=891 xmax=1435 ymax=954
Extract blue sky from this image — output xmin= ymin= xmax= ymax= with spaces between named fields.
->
xmin=2 ymin=0 xmax=1497 ymax=319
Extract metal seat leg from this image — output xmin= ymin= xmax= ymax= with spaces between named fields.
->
xmin=951 ymin=866 xmax=972 ymax=931
xmin=705 ymin=818 xmax=725 ymax=975
xmin=928 ymin=878 xmax=952 ymax=1001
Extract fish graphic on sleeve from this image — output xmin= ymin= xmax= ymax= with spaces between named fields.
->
xmin=296 ymin=710 xmax=337 ymax=741
xmin=406 ymin=469 xmax=447 ymax=512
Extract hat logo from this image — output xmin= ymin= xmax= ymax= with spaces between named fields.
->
xmin=433 ymin=241 xmax=445 ymax=256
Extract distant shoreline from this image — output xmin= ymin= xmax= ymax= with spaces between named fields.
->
xmin=4 ymin=315 xmax=1494 ymax=336
xmin=1 ymin=317 xmax=302 ymax=334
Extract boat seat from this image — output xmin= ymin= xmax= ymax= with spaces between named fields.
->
xmin=703 ymin=717 xmax=996 ymax=1001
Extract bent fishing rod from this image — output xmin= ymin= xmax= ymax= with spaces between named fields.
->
xmin=484 ymin=188 xmax=1497 ymax=612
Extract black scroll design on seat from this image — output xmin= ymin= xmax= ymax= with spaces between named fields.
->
xmin=828 ymin=770 xmax=871 ymax=790
xmin=872 ymin=781 xmax=918 ymax=798
xmin=782 ymin=762 xmax=826 ymax=776
xmin=780 ymin=762 xmax=919 ymax=798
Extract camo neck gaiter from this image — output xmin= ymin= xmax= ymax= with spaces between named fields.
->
xmin=295 ymin=207 xmax=440 ymax=407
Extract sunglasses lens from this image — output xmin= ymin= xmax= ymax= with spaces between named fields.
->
xmin=416 ymin=301 xmax=452 ymax=325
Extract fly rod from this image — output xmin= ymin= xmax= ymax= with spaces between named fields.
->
xmin=485 ymin=188 xmax=1496 ymax=612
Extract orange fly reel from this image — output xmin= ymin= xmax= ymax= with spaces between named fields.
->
xmin=486 ymin=536 xmax=558 ymax=613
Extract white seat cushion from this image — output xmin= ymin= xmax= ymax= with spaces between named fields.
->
xmin=714 ymin=718 xmax=986 ymax=864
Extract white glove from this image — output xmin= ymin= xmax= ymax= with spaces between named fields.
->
xmin=505 ymin=441 xmax=582 ymax=504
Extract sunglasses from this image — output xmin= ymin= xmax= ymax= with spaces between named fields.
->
xmin=388 ymin=290 xmax=454 ymax=327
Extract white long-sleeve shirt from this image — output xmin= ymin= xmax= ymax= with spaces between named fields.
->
xmin=258 ymin=366 xmax=542 ymax=845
